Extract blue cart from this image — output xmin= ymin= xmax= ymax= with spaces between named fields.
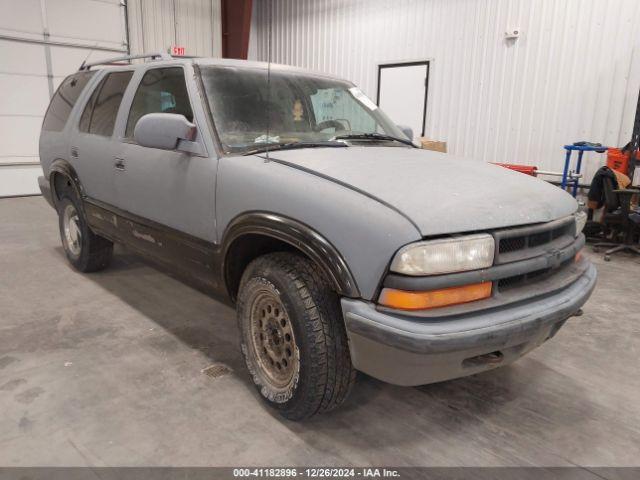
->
xmin=561 ymin=144 xmax=608 ymax=197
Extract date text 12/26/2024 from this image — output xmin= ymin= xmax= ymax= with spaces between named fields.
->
xmin=233 ymin=468 xmax=400 ymax=478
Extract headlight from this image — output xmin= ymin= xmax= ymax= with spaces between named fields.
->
xmin=390 ymin=234 xmax=495 ymax=276
xmin=574 ymin=211 xmax=587 ymax=237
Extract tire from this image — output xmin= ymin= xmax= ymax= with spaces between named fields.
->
xmin=237 ymin=252 xmax=356 ymax=420
xmin=57 ymin=194 xmax=113 ymax=272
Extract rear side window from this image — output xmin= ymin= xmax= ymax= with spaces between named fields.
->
xmin=125 ymin=67 xmax=193 ymax=138
xmin=42 ymin=71 xmax=95 ymax=132
xmin=79 ymin=71 xmax=133 ymax=137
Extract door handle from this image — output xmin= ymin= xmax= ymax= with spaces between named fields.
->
xmin=114 ymin=158 xmax=125 ymax=171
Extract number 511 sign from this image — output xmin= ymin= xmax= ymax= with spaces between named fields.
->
xmin=169 ymin=45 xmax=186 ymax=56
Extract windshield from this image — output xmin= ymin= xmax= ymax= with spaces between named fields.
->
xmin=199 ymin=66 xmax=407 ymax=154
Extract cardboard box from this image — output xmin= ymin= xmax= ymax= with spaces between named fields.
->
xmin=419 ymin=138 xmax=447 ymax=153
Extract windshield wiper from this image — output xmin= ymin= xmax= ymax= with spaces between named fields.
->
xmin=243 ymin=141 xmax=347 ymax=156
xmin=332 ymin=132 xmax=416 ymax=147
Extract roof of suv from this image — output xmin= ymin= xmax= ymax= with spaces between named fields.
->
xmin=87 ymin=56 xmax=348 ymax=82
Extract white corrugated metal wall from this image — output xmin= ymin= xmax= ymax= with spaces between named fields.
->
xmin=127 ymin=0 xmax=222 ymax=58
xmin=249 ymin=0 xmax=640 ymax=182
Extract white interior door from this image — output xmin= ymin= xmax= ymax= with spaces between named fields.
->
xmin=377 ymin=62 xmax=429 ymax=140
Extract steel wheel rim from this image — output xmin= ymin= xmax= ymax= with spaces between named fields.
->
xmin=63 ymin=204 xmax=82 ymax=257
xmin=249 ymin=290 xmax=298 ymax=389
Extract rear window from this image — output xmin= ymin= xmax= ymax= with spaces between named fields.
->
xmin=42 ymin=71 xmax=95 ymax=132
xmin=79 ymin=71 xmax=133 ymax=137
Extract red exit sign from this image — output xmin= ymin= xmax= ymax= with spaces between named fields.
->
xmin=169 ymin=45 xmax=186 ymax=56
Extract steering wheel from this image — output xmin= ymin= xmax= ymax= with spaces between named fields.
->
xmin=315 ymin=119 xmax=347 ymax=133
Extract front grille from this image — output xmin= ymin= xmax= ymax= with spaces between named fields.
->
xmin=498 ymin=236 xmax=526 ymax=254
xmin=497 ymin=273 xmax=526 ymax=290
xmin=497 ymin=257 xmax=573 ymax=292
xmin=529 ymin=230 xmax=551 ymax=247
xmin=495 ymin=217 xmax=575 ymax=264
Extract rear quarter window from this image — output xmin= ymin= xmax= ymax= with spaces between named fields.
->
xmin=42 ymin=71 xmax=95 ymax=132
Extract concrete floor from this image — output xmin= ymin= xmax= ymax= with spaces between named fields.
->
xmin=1 ymin=196 xmax=640 ymax=467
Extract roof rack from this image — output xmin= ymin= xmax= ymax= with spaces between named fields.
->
xmin=79 ymin=52 xmax=172 ymax=71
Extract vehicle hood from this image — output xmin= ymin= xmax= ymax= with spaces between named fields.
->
xmin=263 ymin=146 xmax=577 ymax=236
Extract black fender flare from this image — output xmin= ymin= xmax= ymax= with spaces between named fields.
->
xmin=48 ymin=159 xmax=84 ymax=206
xmin=221 ymin=212 xmax=360 ymax=299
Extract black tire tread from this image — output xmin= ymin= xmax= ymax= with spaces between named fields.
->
xmin=82 ymin=233 xmax=113 ymax=272
xmin=238 ymin=252 xmax=356 ymax=419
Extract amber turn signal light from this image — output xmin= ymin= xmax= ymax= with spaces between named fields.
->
xmin=379 ymin=282 xmax=492 ymax=311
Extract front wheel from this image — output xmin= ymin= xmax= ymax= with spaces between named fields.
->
xmin=237 ymin=252 xmax=356 ymax=420
xmin=57 ymin=195 xmax=113 ymax=272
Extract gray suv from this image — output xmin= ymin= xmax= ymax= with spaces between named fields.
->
xmin=38 ymin=53 xmax=596 ymax=420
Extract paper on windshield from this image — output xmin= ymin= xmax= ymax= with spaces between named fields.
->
xmin=349 ymin=87 xmax=378 ymax=111
xmin=254 ymin=134 xmax=281 ymax=144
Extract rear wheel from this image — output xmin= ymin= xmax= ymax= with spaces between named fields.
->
xmin=237 ymin=252 xmax=356 ymax=420
xmin=57 ymin=194 xmax=113 ymax=272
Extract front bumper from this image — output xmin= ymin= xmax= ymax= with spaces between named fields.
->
xmin=341 ymin=261 xmax=597 ymax=386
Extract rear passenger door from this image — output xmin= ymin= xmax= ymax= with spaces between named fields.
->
xmin=72 ymin=70 xmax=133 ymax=205
xmin=112 ymin=66 xmax=216 ymax=242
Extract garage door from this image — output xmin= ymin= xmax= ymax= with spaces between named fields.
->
xmin=0 ymin=0 xmax=127 ymax=197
